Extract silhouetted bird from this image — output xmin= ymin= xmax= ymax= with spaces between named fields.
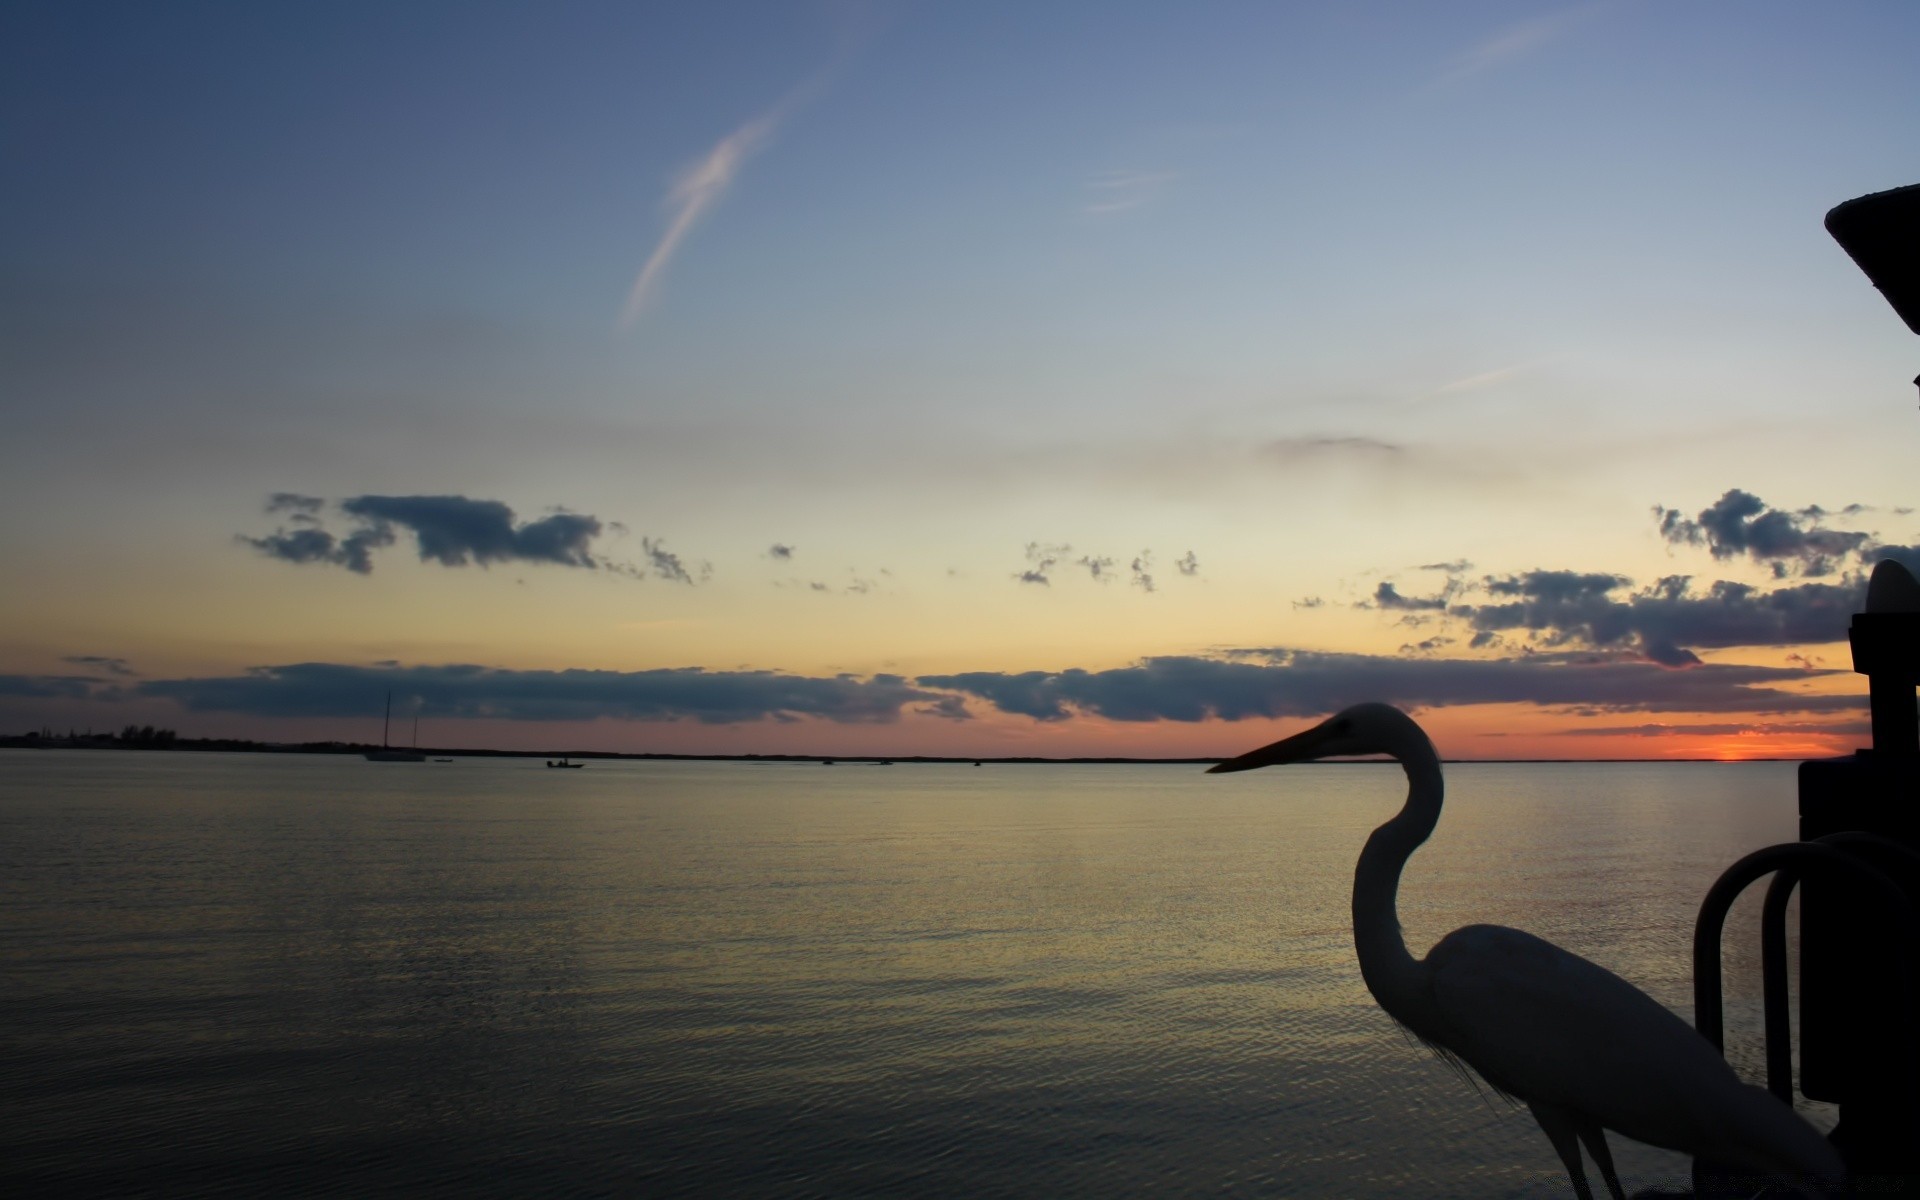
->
xmin=1209 ymin=703 xmax=1842 ymax=1200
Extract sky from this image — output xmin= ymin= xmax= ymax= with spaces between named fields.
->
xmin=4 ymin=0 xmax=1918 ymax=760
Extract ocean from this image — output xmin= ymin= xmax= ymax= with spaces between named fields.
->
xmin=0 ymin=750 xmax=1818 ymax=1197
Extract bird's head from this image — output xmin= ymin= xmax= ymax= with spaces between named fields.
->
xmin=1206 ymin=702 xmax=1433 ymax=773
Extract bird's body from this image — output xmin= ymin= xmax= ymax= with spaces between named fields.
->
xmin=1209 ymin=702 xmax=1842 ymax=1200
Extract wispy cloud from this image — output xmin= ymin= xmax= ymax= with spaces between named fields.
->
xmin=618 ymin=109 xmax=788 ymax=327
xmin=63 ymin=654 xmax=137 ymax=677
xmin=1439 ymin=6 xmax=1595 ymax=85
xmin=1261 ymin=434 xmax=1405 ymax=463
xmin=618 ymin=18 xmax=872 ymax=327
xmin=1435 ymin=361 xmax=1536 ymax=395
xmin=1082 ymin=169 xmax=1177 ymax=215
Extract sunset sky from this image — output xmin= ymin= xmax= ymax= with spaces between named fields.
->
xmin=5 ymin=0 xmax=1918 ymax=759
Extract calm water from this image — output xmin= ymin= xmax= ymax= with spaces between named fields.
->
xmin=0 ymin=750 xmax=1817 ymax=1197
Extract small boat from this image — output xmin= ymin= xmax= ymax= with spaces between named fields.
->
xmin=365 ymin=692 xmax=426 ymax=762
xmin=546 ymin=757 xmax=584 ymax=769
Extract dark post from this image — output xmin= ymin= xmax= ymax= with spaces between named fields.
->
xmin=1797 ymin=561 xmax=1920 ymax=1175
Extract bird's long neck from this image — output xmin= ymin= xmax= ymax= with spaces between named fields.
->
xmin=1351 ymin=750 xmax=1443 ymax=1012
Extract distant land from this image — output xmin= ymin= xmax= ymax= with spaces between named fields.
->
xmin=0 ymin=728 xmax=1797 ymax=764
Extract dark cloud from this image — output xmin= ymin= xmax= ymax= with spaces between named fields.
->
xmin=1657 ymin=489 xmax=1870 ymax=577
xmin=916 ymin=695 xmax=973 ymax=721
xmin=63 ymin=655 xmax=136 ymax=677
xmin=918 ymin=650 xmax=1860 ymax=725
xmin=243 ymin=493 xmax=638 ymax=576
xmin=1078 ymin=555 xmax=1115 ymax=582
xmin=1292 ymin=596 xmax=1325 ymax=610
xmin=1458 ymin=571 xmax=1859 ymax=666
xmin=768 ymin=543 xmax=794 ymax=560
xmin=641 ymin=537 xmax=706 ymax=585
xmin=1371 ymin=581 xmax=1449 ymax=611
xmin=340 ymin=495 xmax=601 ymax=568
xmin=1131 ymin=553 xmax=1154 ymax=592
xmin=1017 ymin=541 xmax=1069 ymax=586
xmin=1868 ymin=544 xmax=1920 ymax=579
xmin=140 ymin=662 xmax=951 ymax=725
xmin=0 ymin=674 xmax=109 ymax=699
xmin=1483 ymin=570 xmax=1625 ymax=602
xmin=1016 ymin=544 xmax=1194 ymax=592
xmin=239 ymin=523 xmax=395 ymax=574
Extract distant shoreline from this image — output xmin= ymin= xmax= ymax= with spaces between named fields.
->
xmin=0 ymin=733 xmax=1809 ymax=765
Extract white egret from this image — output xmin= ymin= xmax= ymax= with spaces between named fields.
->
xmin=1209 ymin=702 xmax=1843 ymax=1200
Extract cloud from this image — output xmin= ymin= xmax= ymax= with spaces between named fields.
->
xmin=1017 ymin=541 xmax=1070 ymax=586
xmin=1078 ymin=554 xmax=1116 ymax=583
xmin=1435 ymin=363 xmax=1532 ymax=394
xmin=0 ymin=674 xmax=111 ymax=699
xmin=340 ymin=495 xmax=603 ymax=568
xmin=1261 ymin=435 xmax=1404 ymax=464
xmin=1657 ymin=489 xmax=1871 ymax=578
xmin=241 ymin=493 xmax=689 ymax=579
xmin=1131 ymin=553 xmax=1155 ymax=593
xmin=266 ymin=492 xmax=325 ymax=521
xmin=1083 ymin=169 xmax=1177 ymax=215
xmin=1334 ymin=490 xmax=1920 ymax=665
xmin=616 ymin=17 xmax=869 ymax=327
xmin=240 ymin=522 xmax=394 ymax=574
xmin=1452 ymin=570 xmax=1860 ymax=667
xmin=641 ymin=537 xmax=707 ymax=585
xmin=618 ymin=110 xmax=785 ymax=326
xmin=1440 ymin=7 xmax=1593 ymax=85
xmin=62 ymin=655 xmax=137 ymax=677
xmin=1017 ymin=544 xmax=1197 ymax=592
xmin=98 ymin=640 xmax=1863 ymax=735
xmin=768 ymin=543 xmax=795 ymax=560
xmin=140 ymin=662 xmax=952 ymax=726
xmin=919 ymin=650 xmax=1859 ymax=725
xmin=1370 ymin=581 xmax=1449 ymax=612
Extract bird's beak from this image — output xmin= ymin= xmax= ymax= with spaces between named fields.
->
xmin=1206 ymin=718 xmax=1342 ymax=773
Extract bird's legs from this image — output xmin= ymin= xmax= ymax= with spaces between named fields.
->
xmin=1575 ymin=1121 xmax=1626 ymax=1200
xmin=1528 ymin=1100 xmax=1599 ymax=1200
